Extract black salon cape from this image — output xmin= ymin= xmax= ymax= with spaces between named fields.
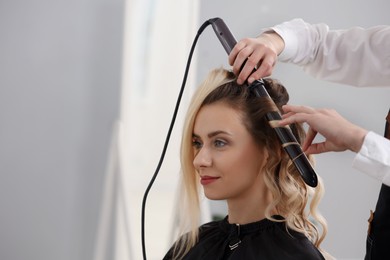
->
xmin=366 ymin=184 xmax=390 ymax=259
xmin=163 ymin=216 xmax=324 ymax=260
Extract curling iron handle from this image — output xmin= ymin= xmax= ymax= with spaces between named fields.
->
xmin=210 ymin=18 xmax=237 ymax=54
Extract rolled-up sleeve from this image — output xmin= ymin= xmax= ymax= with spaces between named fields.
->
xmin=269 ymin=18 xmax=390 ymax=87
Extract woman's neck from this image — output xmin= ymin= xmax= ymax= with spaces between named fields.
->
xmin=226 ymin=185 xmax=274 ymax=225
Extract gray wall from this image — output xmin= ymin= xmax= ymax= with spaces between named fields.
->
xmin=198 ymin=0 xmax=390 ymax=259
xmin=0 ymin=1 xmax=124 ymax=260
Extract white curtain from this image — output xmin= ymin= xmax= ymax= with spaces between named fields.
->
xmin=93 ymin=0 xmax=204 ymax=259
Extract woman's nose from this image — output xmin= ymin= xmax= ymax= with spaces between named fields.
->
xmin=193 ymin=147 xmax=212 ymax=169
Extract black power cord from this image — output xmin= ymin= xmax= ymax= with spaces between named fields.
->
xmin=141 ymin=19 xmax=213 ymax=260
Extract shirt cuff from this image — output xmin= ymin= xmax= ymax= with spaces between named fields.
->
xmin=270 ymin=25 xmax=298 ymax=62
xmin=352 ymin=131 xmax=390 ymax=186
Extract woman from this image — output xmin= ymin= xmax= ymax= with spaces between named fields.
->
xmin=163 ymin=68 xmax=330 ymax=259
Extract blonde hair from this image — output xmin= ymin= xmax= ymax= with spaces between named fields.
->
xmin=171 ymin=68 xmax=328 ymax=259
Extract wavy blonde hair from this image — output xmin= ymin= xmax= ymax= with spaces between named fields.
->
xmin=170 ymin=68 xmax=329 ymax=259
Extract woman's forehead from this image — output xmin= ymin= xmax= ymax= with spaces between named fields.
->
xmin=193 ymin=103 xmax=246 ymax=137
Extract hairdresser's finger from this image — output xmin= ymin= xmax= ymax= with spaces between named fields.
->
xmin=279 ymin=114 xmax=294 ymax=126
xmin=248 ymin=48 xmax=277 ymax=83
xmin=228 ymin=41 xmax=245 ymax=66
xmin=305 ymin=142 xmax=330 ymax=155
xmin=302 ymin=127 xmax=317 ymax=152
xmin=238 ymin=49 xmax=264 ymax=84
xmin=279 ymin=112 xmax=310 ymax=127
xmin=248 ymin=56 xmax=275 ymax=84
xmin=281 ymin=110 xmax=296 ymax=119
xmin=230 ymin=40 xmax=252 ymax=74
xmin=282 ymin=104 xmax=315 ymax=115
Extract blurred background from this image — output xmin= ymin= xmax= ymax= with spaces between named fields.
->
xmin=0 ymin=0 xmax=389 ymax=259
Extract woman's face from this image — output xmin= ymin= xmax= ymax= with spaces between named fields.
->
xmin=192 ymin=101 xmax=268 ymax=201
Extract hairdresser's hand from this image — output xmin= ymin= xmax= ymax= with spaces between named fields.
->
xmin=228 ymin=31 xmax=285 ymax=85
xmin=279 ymin=105 xmax=368 ymax=154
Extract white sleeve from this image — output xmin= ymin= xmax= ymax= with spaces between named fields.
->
xmin=352 ymin=131 xmax=390 ymax=186
xmin=271 ymin=19 xmax=390 ymax=87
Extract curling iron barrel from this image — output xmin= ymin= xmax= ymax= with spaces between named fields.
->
xmin=210 ymin=17 xmax=318 ymax=187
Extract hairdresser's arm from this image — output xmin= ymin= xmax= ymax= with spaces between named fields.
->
xmin=230 ymin=18 xmax=390 ymax=86
xmin=273 ymin=19 xmax=390 ymax=87
xmin=280 ymin=105 xmax=390 ymax=186
xmin=280 ymin=105 xmax=368 ymax=153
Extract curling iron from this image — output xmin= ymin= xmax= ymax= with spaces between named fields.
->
xmin=209 ymin=17 xmax=318 ymax=187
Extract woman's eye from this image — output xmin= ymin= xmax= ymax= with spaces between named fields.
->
xmin=192 ymin=139 xmax=202 ymax=149
xmin=214 ymin=140 xmax=226 ymax=148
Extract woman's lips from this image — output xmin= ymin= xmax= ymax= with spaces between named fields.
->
xmin=200 ymin=176 xmax=220 ymax=185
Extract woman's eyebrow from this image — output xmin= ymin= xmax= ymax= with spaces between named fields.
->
xmin=208 ymin=130 xmax=230 ymax=138
xmin=192 ymin=130 xmax=231 ymax=139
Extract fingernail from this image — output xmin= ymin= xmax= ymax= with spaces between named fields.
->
xmin=248 ymin=77 xmax=254 ymax=83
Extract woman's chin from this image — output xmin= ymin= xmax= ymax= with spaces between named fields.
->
xmin=203 ymin=191 xmax=225 ymax=201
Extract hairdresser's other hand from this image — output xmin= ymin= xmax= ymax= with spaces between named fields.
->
xmin=229 ymin=31 xmax=285 ymax=85
xmin=279 ymin=105 xmax=368 ymax=154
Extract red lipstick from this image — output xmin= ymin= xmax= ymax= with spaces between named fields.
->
xmin=200 ymin=176 xmax=220 ymax=185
